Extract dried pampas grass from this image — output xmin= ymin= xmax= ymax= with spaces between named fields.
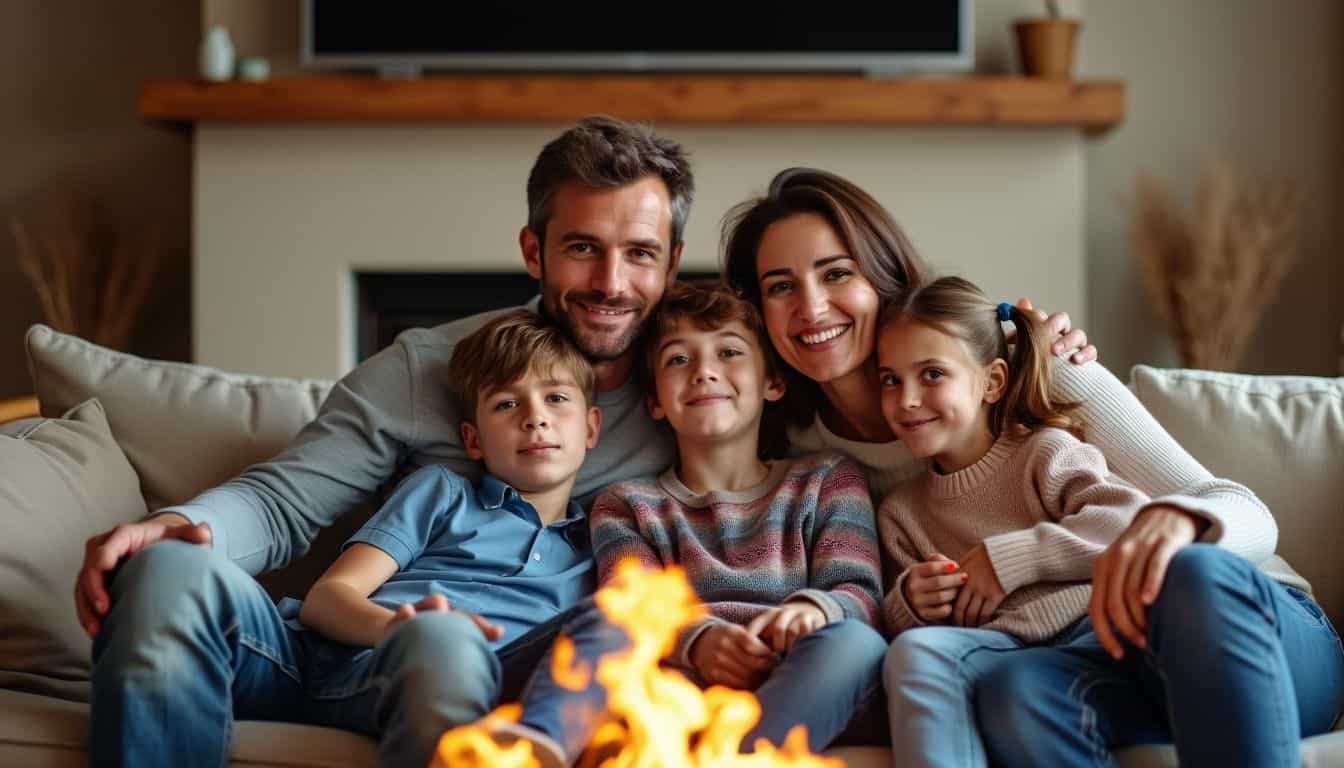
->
xmin=10 ymin=189 xmax=161 ymax=352
xmin=1130 ymin=160 xmax=1301 ymax=371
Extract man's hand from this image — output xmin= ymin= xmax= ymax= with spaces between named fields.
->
xmin=902 ymin=554 xmax=968 ymax=623
xmin=689 ymin=624 xmax=779 ymax=689
xmin=383 ymin=593 xmax=503 ymax=644
xmin=951 ymin=544 xmax=1006 ymax=628
xmin=745 ymin=600 xmax=827 ymax=653
xmin=75 ymin=514 xmax=212 ymax=638
xmin=1014 ymin=297 xmax=1098 ymax=364
xmin=1090 ymin=505 xmax=1203 ymax=659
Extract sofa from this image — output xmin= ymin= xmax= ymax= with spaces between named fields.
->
xmin=2 ymin=323 xmax=1341 ymax=767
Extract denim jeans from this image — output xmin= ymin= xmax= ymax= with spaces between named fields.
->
xmin=89 ymin=540 xmax=625 ymax=768
xmin=965 ymin=544 xmax=1344 ymax=768
xmin=883 ymin=623 xmax=1027 ymax=767
xmin=737 ymin=618 xmax=888 ymax=753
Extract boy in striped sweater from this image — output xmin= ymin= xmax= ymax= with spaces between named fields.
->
xmin=590 ymin=280 xmax=887 ymax=753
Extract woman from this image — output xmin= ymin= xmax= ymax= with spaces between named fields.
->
xmin=719 ymin=167 xmax=1343 ymax=767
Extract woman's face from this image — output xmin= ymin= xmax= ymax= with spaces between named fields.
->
xmin=755 ymin=213 xmax=881 ymax=385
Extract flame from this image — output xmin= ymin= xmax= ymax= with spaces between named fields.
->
xmin=552 ymin=634 xmax=593 ymax=692
xmin=433 ymin=559 xmax=844 ymax=768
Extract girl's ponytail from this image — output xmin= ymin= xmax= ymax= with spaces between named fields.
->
xmin=993 ymin=303 xmax=1079 ymax=439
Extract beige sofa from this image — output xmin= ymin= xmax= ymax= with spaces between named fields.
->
xmin=3 ymin=324 xmax=1342 ymax=767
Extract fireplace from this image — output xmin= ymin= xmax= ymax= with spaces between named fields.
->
xmin=355 ymin=271 xmax=716 ymax=361
xmin=355 ymin=272 xmax=538 ymax=362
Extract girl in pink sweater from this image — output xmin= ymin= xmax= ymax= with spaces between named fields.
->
xmin=875 ymin=276 xmax=1343 ymax=768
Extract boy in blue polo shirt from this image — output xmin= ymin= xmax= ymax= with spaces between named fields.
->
xmin=284 ymin=309 xmax=619 ymax=768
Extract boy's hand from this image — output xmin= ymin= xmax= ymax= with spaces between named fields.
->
xmin=383 ymin=594 xmax=504 ymax=644
xmin=689 ymin=624 xmax=779 ymax=690
xmin=745 ymin=600 xmax=826 ymax=653
xmin=902 ymin=553 xmax=967 ymax=623
xmin=952 ymin=544 xmax=1006 ymax=627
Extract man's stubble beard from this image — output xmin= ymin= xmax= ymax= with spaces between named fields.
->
xmin=535 ymin=254 xmax=651 ymax=363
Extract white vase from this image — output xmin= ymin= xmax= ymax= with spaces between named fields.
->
xmin=200 ymin=26 xmax=235 ymax=82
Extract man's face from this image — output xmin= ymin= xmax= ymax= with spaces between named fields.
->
xmin=522 ymin=176 xmax=683 ymax=362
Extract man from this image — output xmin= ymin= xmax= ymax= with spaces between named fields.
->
xmin=81 ymin=116 xmax=692 ymax=768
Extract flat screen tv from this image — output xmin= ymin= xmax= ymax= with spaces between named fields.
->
xmin=301 ymin=2 xmax=974 ymax=77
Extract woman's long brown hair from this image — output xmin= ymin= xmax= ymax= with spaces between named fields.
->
xmin=721 ymin=168 xmax=929 ymax=429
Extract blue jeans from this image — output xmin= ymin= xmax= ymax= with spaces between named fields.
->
xmin=89 ymin=540 xmax=625 ymax=768
xmin=883 ymin=624 xmax=1027 ymax=768
xmin=972 ymin=545 xmax=1344 ymax=768
xmin=736 ymin=618 xmax=888 ymax=753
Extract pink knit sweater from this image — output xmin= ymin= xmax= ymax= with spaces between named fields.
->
xmin=879 ymin=427 xmax=1151 ymax=643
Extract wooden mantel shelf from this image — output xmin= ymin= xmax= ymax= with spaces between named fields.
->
xmin=139 ymin=75 xmax=1125 ymax=133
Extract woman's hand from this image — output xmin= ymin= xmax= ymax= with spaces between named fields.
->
xmin=951 ymin=544 xmax=1006 ymax=627
xmin=689 ymin=624 xmax=780 ymax=689
xmin=1090 ymin=505 xmax=1205 ymax=659
xmin=746 ymin=600 xmax=827 ymax=653
xmin=1014 ymin=297 xmax=1098 ymax=364
xmin=384 ymin=593 xmax=503 ymax=644
xmin=902 ymin=554 xmax=968 ymax=623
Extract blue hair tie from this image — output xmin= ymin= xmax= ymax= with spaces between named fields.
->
xmin=996 ymin=302 xmax=1013 ymax=322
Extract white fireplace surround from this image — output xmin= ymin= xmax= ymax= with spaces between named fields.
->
xmin=195 ymin=123 xmax=1084 ymax=381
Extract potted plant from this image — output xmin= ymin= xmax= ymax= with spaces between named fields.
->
xmin=1015 ymin=0 xmax=1081 ymax=79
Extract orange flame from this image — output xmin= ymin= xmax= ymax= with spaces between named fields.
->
xmin=433 ymin=559 xmax=844 ymax=768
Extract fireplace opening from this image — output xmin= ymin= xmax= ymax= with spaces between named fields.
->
xmin=355 ymin=271 xmax=715 ymax=362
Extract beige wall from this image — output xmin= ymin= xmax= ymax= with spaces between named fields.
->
xmin=0 ymin=1 xmax=197 ymax=399
xmin=202 ymin=0 xmax=1342 ymax=378
xmin=12 ymin=1 xmax=1329 ymax=389
xmin=1081 ymin=0 xmax=1343 ymax=376
xmin=192 ymin=0 xmax=1101 ymax=380
xmin=196 ymin=124 xmax=1085 ymax=379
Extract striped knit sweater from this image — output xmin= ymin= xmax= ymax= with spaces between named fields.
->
xmin=880 ymin=428 xmax=1148 ymax=643
xmin=590 ymin=453 xmax=882 ymax=669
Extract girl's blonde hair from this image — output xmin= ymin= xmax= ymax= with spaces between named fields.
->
xmin=881 ymin=276 xmax=1080 ymax=439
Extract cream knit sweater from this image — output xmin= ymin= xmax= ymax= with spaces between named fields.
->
xmin=787 ymin=359 xmax=1310 ymax=594
xmin=879 ymin=428 xmax=1145 ymax=642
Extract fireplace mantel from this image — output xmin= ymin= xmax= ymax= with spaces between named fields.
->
xmin=140 ymin=75 xmax=1125 ymax=133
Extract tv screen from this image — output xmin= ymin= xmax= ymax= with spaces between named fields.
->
xmin=302 ymin=2 xmax=973 ymax=76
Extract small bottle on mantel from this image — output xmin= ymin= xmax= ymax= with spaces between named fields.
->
xmin=200 ymin=26 xmax=236 ymax=82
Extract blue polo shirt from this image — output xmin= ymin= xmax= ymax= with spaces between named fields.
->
xmin=286 ymin=465 xmax=595 ymax=649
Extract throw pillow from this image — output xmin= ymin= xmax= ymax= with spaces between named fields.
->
xmin=26 ymin=324 xmax=334 ymax=512
xmin=1129 ymin=365 xmax=1344 ymax=624
xmin=0 ymin=398 xmax=147 ymax=702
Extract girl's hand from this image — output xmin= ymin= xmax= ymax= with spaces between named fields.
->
xmin=1090 ymin=505 xmax=1202 ymax=659
xmin=689 ymin=624 xmax=780 ymax=689
xmin=383 ymin=593 xmax=504 ymax=644
xmin=952 ymin=544 xmax=1006 ymax=627
xmin=902 ymin=554 xmax=968 ymax=623
xmin=1013 ymin=297 xmax=1098 ymax=364
xmin=746 ymin=600 xmax=827 ymax=653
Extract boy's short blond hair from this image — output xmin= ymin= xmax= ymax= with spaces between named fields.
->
xmin=449 ymin=310 xmax=596 ymax=422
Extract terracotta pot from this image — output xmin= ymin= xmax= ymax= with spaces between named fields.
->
xmin=1014 ymin=19 xmax=1081 ymax=79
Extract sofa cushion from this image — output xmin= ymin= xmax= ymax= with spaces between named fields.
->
xmin=0 ymin=687 xmax=381 ymax=768
xmin=1129 ymin=365 xmax=1344 ymax=624
xmin=0 ymin=399 xmax=148 ymax=702
xmin=26 ymin=324 xmax=334 ymax=512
